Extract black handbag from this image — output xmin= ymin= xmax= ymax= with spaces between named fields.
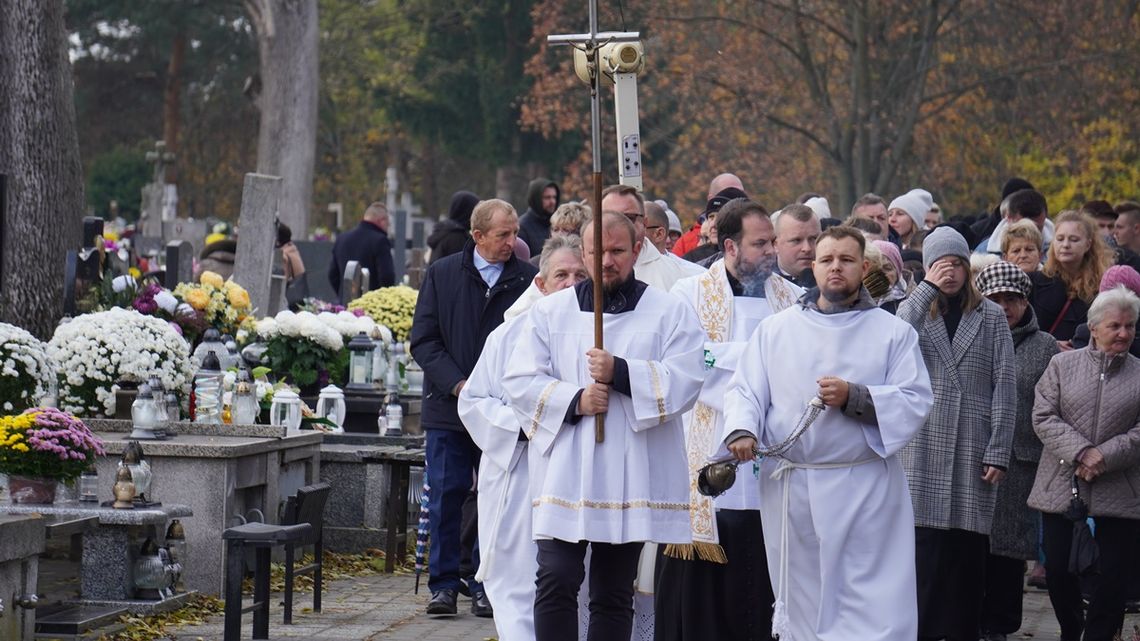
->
xmin=1064 ymin=475 xmax=1100 ymax=577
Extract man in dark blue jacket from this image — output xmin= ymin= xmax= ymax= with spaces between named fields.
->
xmin=327 ymin=202 xmax=396 ymax=294
xmin=410 ymin=198 xmax=538 ymax=617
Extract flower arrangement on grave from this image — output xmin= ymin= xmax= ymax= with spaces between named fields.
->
xmin=48 ymin=308 xmax=194 ymax=417
xmin=255 ymin=311 xmax=349 ymax=389
xmin=0 ymin=408 xmax=106 ymax=482
xmin=0 ymin=323 xmax=56 ymax=413
xmin=297 ymin=298 xmax=361 ymax=315
xmin=348 ymin=286 xmax=419 ymax=342
xmin=317 ymin=310 xmax=380 ymax=342
xmin=171 ymin=271 xmax=253 ymax=337
xmin=130 ymin=282 xmax=210 ymax=344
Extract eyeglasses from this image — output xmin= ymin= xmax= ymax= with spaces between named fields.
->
xmin=624 ymin=213 xmax=645 ymax=222
xmin=646 ymin=225 xmax=664 ymax=231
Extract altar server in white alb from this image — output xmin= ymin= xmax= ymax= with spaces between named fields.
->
xmin=722 ymin=226 xmax=933 ymax=641
xmin=658 ymin=197 xmax=801 ymax=640
xmin=457 ymin=236 xmax=589 ymax=641
xmin=503 ymin=212 xmax=706 ymax=641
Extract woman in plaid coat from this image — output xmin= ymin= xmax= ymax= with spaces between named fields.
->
xmin=898 ymin=227 xmax=1017 ymax=641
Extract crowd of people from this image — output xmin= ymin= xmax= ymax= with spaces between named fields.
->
xmin=408 ymin=173 xmax=1140 ymax=641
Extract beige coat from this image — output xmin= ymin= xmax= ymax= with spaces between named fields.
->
xmin=1027 ymin=348 xmax=1140 ymax=518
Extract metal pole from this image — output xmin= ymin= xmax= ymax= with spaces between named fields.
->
xmin=589 ymin=0 xmax=605 ymax=444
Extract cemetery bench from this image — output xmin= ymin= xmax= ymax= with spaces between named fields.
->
xmin=221 ymin=481 xmax=331 ymax=640
xmin=1 ymin=502 xmax=194 ymax=614
xmin=372 ymin=447 xmax=426 ymax=572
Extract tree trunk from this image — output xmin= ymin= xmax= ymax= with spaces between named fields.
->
xmin=245 ymin=0 xmax=318 ymax=236
xmin=0 ymin=0 xmax=84 ymax=339
xmin=163 ymin=31 xmax=186 ymax=188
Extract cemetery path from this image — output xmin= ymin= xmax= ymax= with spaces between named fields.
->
xmin=38 ymin=554 xmax=1140 ymax=640
xmin=162 ymin=570 xmax=498 ymax=640
xmin=160 ymin=569 xmax=1140 ymax=641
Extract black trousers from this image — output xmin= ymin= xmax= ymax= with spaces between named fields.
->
xmin=654 ymin=509 xmax=774 ymax=641
xmin=915 ymin=527 xmax=988 ymax=641
xmin=534 ymin=539 xmax=642 ymax=641
xmin=1042 ymin=512 xmax=1140 ymax=641
xmin=981 ymin=554 xmax=1026 ymax=634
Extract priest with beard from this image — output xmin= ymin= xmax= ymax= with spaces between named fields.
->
xmin=657 ymin=198 xmax=802 ymax=641
xmin=503 ymin=212 xmax=706 ymax=641
xmin=722 ymin=226 xmax=933 ymax=641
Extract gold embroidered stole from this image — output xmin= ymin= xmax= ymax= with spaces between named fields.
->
xmin=665 ymin=265 xmax=797 ymax=564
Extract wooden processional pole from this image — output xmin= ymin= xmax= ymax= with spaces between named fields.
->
xmin=548 ymin=2 xmax=639 ymax=444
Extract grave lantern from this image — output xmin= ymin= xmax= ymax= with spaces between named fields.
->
xmin=346 ymin=332 xmax=375 ymax=391
xmin=270 ymin=389 xmax=302 ymax=432
xmin=315 ymin=384 xmax=346 ymax=430
xmin=121 ymin=440 xmax=153 ymax=504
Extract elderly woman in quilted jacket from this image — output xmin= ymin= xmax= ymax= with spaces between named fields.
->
xmin=1028 ymin=285 xmax=1140 ymax=641
xmin=898 ymin=227 xmax=1016 ymax=641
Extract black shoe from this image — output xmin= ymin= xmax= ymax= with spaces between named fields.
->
xmin=426 ymin=589 xmax=458 ymax=616
xmin=471 ymin=590 xmax=493 ymax=618
xmin=457 ymin=579 xmax=472 ymax=598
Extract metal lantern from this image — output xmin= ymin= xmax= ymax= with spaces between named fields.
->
xmin=315 ymin=384 xmax=347 ymax=430
xmin=270 ymin=389 xmax=302 ymax=432
xmin=346 ymin=332 xmax=375 ymax=391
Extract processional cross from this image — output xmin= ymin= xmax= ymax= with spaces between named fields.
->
xmin=548 ymin=2 xmax=644 ymax=443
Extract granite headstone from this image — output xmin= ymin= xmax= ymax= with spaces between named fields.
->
xmin=232 ymin=173 xmax=282 ymax=316
xmin=164 ymin=240 xmax=193 ymax=290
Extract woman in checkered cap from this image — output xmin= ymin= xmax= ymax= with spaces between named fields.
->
xmin=974 ymin=261 xmax=1059 ymax=641
xmin=897 ymin=226 xmax=1017 ymax=641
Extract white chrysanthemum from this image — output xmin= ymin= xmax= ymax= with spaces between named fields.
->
xmin=48 ymin=308 xmax=194 ymax=417
xmin=0 ymin=321 xmax=56 ymax=410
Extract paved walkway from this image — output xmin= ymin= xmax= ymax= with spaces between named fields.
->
xmin=160 ymin=569 xmax=1140 ymax=641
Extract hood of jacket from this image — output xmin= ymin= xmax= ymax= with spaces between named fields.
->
xmin=525 ymin=178 xmax=560 ymax=220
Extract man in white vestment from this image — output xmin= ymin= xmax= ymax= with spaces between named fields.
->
xmin=657 ymin=198 xmax=801 ymax=641
xmin=722 ymin=226 xmax=934 ymax=641
xmin=503 ymin=212 xmax=705 ymax=641
xmin=645 ymin=200 xmax=705 ymax=277
xmin=602 ymin=185 xmax=703 ymax=291
xmin=458 ymin=236 xmax=589 ymax=641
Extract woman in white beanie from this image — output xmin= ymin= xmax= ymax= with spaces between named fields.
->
xmin=889 ymin=189 xmax=934 ymax=249
xmin=897 ymin=225 xmax=1017 ymax=641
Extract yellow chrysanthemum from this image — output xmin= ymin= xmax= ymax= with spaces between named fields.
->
xmin=227 ymin=286 xmax=251 ymax=309
xmin=200 ymin=271 xmax=225 ymax=289
xmin=128 ymin=267 xmax=142 ymax=279
xmin=186 ymin=289 xmax=211 ymax=311
xmin=12 ymin=443 xmax=28 ymax=452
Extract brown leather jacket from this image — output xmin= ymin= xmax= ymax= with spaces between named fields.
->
xmin=1028 ymin=347 xmax=1140 ymax=518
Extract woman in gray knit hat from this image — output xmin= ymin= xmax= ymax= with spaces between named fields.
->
xmin=898 ymin=226 xmax=1017 ymax=641
xmin=974 ymin=261 xmax=1059 ymax=641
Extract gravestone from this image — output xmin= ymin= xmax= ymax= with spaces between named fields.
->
xmin=62 ymin=220 xmax=106 ymax=315
xmin=392 ymin=209 xmax=407 ymax=284
xmin=412 ymin=220 xmax=425 ymax=250
xmin=81 ymin=216 xmax=104 ymax=250
xmin=162 ymin=219 xmax=208 ymax=256
xmin=340 ymin=260 xmax=363 ymax=306
xmin=327 ymin=202 xmax=343 ymax=230
xmin=232 ymin=173 xmax=282 ymax=316
xmin=132 ymin=235 xmax=163 ymax=260
xmin=164 ymin=240 xmax=193 ymax=289
xmin=139 ymin=141 xmax=176 ymax=238
xmin=294 ymin=240 xmax=335 ymax=303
